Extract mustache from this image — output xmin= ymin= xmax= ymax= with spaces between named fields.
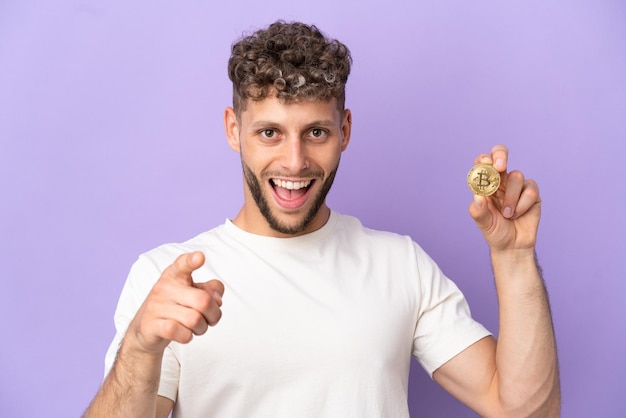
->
xmin=260 ymin=169 xmax=324 ymax=179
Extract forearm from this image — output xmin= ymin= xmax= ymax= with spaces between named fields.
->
xmin=83 ymin=339 xmax=163 ymax=417
xmin=491 ymin=249 xmax=560 ymax=416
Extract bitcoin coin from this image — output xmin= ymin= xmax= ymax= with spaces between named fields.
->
xmin=467 ymin=164 xmax=500 ymax=196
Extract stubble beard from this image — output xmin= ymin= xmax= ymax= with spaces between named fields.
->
xmin=242 ymin=160 xmax=339 ymax=235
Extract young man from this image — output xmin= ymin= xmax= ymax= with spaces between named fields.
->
xmin=84 ymin=21 xmax=560 ymax=417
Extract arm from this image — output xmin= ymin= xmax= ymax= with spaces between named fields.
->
xmin=433 ymin=145 xmax=560 ymax=417
xmin=83 ymin=252 xmax=224 ymax=418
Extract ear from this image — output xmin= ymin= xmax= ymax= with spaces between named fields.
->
xmin=340 ymin=109 xmax=352 ymax=152
xmin=224 ymin=107 xmax=241 ymax=153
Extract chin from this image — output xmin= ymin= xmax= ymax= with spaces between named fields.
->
xmin=266 ymin=210 xmax=317 ymax=236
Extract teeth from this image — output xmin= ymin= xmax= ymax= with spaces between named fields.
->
xmin=272 ymin=179 xmax=312 ymax=190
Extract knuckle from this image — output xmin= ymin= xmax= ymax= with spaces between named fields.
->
xmin=151 ymin=280 xmax=169 ymax=296
xmin=163 ymin=320 xmax=193 ymax=344
xmin=186 ymin=310 xmax=205 ymax=327
xmin=160 ymin=319 xmax=180 ymax=340
xmin=526 ymin=187 xmax=540 ymax=201
xmin=193 ymin=291 xmax=213 ymax=313
xmin=178 ymin=330 xmax=193 ymax=344
xmin=149 ymin=280 xmax=176 ymax=302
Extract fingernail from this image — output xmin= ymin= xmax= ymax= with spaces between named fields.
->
xmin=495 ymin=158 xmax=505 ymax=170
xmin=503 ymin=207 xmax=512 ymax=218
xmin=473 ymin=195 xmax=483 ymax=208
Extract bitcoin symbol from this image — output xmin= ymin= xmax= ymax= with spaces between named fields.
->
xmin=467 ymin=164 xmax=500 ymax=196
xmin=477 ymin=171 xmax=491 ymax=190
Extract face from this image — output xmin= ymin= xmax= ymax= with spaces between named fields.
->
xmin=225 ymin=96 xmax=351 ymax=237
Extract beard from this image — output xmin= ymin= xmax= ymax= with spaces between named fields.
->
xmin=242 ymin=159 xmax=339 ymax=235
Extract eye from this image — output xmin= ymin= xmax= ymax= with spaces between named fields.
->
xmin=310 ymin=128 xmax=326 ymax=138
xmin=260 ymin=129 xmax=276 ymax=139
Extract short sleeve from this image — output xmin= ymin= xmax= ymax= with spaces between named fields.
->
xmin=411 ymin=244 xmax=491 ymax=376
xmin=158 ymin=346 xmax=180 ymax=401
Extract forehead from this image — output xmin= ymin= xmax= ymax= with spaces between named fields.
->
xmin=239 ymin=96 xmax=341 ymax=127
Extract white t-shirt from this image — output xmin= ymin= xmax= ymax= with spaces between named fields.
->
xmin=105 ymin=211 xmax=490 ymax=417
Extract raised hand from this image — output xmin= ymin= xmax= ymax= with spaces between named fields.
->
xmin=437 ymin=145 xmax=559 ymax=417
xmin=468 ymin=145 xmax=541 ymax=253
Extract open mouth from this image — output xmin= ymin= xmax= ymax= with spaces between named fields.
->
xmin=270 ymin=178 xmax=314 ymax=205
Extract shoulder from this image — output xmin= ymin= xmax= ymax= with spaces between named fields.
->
xmin=334 ymin=212 xmax=415 ymax=245
xmin=332 ymin=212 xmax=430 ymax=261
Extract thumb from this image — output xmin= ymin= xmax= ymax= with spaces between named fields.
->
xmin=468 ymin=195 xmax=493 ymax=232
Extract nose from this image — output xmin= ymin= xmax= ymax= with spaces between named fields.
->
xmin=280 ymin=137 xmax=309 ymax=172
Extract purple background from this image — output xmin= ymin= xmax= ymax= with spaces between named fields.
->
xmin=1 ymin=1 xmax=624 ymax=416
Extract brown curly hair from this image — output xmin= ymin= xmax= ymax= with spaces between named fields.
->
xmin=227 ymin=21 xmax=352 ymax=114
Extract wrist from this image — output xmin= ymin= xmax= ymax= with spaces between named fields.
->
xmin=490 ymin=247 xmax=536 ymax=264
xmin=490 ymin=248 xmax=543 ymax=286
xmin=110 ymin=336 xmax=164 ymax=392
xmin=119 ymin=330 xmax=166 ymax=363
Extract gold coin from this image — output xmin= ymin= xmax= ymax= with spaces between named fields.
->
xmin=467 ymin=164 xmax=500 ymax=196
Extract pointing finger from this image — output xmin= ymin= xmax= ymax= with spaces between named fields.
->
xmin=163 ymin=251 xmax=206 ymax=285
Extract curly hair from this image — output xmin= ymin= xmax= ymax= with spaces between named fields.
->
xmin=228 ymin=21 xmax=352 ymax=114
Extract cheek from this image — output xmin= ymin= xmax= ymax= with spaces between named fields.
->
xmin=240 ymin=147 xmax=271 ymax=171
xmin=317 ymin=148 xmax=342 ymax=170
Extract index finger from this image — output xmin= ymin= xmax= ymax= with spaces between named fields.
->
xmin=163 ymin=251 xmax=206 ymax=285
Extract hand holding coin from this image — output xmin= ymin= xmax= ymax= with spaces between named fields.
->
xmin=467 ymin=144 xmax=542 ymax=252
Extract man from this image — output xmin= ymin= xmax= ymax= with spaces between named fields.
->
xmin=84 ymin=21 xmax=560 ymax=417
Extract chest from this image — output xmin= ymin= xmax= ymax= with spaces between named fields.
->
xmin=178 ymin=252 xmax=419 ymax=383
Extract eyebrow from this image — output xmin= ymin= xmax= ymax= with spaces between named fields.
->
xmin=249 ymin=119 xmax=337 ymax=130
xmin=306 ymin=119 xmax=337 ymax=127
